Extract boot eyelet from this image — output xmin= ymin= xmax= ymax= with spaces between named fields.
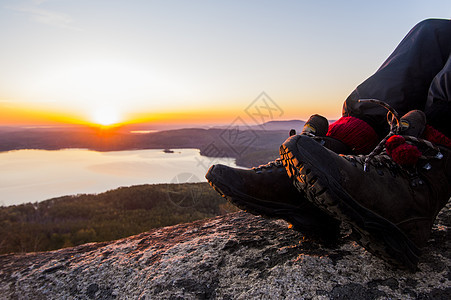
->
xmin=423 ymin=163 xmax=432 ymax=170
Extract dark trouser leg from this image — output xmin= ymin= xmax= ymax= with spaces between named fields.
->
xmin=425 ymin=55 xmax=451 ymax=137
xmin=343 ymin=19 xmax=451 ymax=137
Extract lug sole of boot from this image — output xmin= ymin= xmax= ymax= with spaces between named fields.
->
xmin=206 ymin=165 xmax=340 ymax=242
xmin=280 ymin=136 xmax=422 ymax=271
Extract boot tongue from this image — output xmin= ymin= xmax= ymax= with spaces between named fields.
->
xmin=399 ymin=110 xmax=426 ymax=137
xmin=385 ymin=110 xmax=426 ymax=167
xmin=301 ymin=114 xmax=329 ymax=136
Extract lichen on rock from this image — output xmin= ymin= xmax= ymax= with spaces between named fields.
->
xmin=0 ymin=202 xmax=450 ymax=299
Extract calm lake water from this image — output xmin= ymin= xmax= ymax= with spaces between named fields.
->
xmin=0 ymin=149 xmax=237 ymax=206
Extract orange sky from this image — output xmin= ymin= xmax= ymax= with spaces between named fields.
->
xmin=1 ymin=1 xmax=449 ymax=128
xmin=0 ymin=95 xmax=343 ymax=128
xmin=0 ymin=101 xmax=86 ymax=126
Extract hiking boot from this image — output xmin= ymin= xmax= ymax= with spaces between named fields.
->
xmin=205 ymin=115 xmax=351 ymax=243
xmin=280 ymin=120 xmax=451 ymax=270
xmin=206 ymin=159 xmax=341 ymax=242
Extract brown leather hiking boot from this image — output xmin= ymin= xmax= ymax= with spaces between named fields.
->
xmin=280 ymin=111 xmax=451 ymax=270
xmin=206 ymin=159 xmax=341 ymax=242
xmin=205 ymin=116 xmax=349 ymax=243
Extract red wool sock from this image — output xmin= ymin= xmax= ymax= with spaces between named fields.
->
xmin=327 ymin=116 xmax=379 ymax=154
xmin=422 ymin=125 xmax=451 ymax=148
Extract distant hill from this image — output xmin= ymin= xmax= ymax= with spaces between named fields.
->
xmin=212 ymin=119 xmax=337 ymax=132
xmin=255 ymin=120 xmax=306 ymax=131
xmin=123 ymin=119 xmax=308 ymax=132
xmin=212 ymin=119 xmax=305 ymax=132
xmin=255 ymin=119 xmax=338 ymax=131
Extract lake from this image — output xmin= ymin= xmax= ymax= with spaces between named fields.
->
xmin=0 ymin=149 xmax=237 ymax=206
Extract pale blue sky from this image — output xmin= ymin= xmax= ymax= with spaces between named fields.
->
xmin=0 ymin=0 xmax=450 ymax=125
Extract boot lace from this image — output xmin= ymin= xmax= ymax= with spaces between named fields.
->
xmin=357 ymin=99 xmax=443 ymax=172
xmin=252 ymin=158 xmax=283 ymax=173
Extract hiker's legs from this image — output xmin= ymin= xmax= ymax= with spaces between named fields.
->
xmin=343 ymin=19 xmax=451 ymax=136
xmin=425 ymin=54 xmax=451 ymax=137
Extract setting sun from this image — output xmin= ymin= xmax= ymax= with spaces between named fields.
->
xmin=91 ymin=107 xmax=121 ymax=126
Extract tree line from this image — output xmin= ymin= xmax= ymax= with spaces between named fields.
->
xmin=0 ymin=183 xmax=238 ymax=254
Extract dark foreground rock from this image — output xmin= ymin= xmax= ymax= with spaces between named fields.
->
xmin=0 ymin=203 xmax=450 ymax=299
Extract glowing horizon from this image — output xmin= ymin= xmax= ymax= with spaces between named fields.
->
xmin=1 ymin=1 xmax=450 ymax=128
xmin=0 ymin=96 xmax=344 ymax=129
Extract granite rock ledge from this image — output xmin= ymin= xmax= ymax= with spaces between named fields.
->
xmin=0 ymin=203 xmax=450 ymax=299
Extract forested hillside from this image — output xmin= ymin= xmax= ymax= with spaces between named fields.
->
xmin=0 ymin=183 xmax=238 ymax=254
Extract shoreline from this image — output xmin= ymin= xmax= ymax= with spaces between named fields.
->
xmin=0 ymin=148 xmax=238 ymax=207
xmin=0 ymin=127 xmax=287 ymax=167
